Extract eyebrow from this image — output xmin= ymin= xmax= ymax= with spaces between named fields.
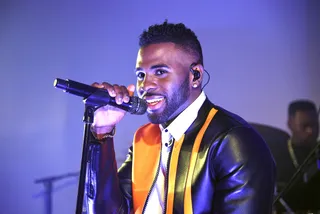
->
xmin=135 ymin=64 xmax=170 ymax=71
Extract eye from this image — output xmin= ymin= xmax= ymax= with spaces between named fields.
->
xmin=155 ymin=69 xmax=167 ymax=76
xmin=136 ymin=71 xmax=145 ymax=81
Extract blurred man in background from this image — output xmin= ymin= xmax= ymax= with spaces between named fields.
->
xmin=288 ymin=100 xmax=319 ymax=154
xmin=274 ymin=99 xmax=319 ymax=213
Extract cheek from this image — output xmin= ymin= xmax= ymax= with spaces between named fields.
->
xmin=297 ymin=127 xmax=307 ymax=133
xmin=136 ymin=82 xmax=143 ymax=96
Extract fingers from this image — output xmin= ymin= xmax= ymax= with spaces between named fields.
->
xmin=112 ymin=84 xmax=130 ymax=104
xmin=127 ymin=84 xmax=135 ymax=97
xmin=91 ymin=82 xmax=132 ymax=105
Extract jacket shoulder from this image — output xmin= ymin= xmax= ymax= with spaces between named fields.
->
xmin=210 ymin=104 xmax=252 ymax=130
xmin=200 ymin=100 xmax=266 ymax=150
xmin=201 ymin=99 xmax=253 ymax=136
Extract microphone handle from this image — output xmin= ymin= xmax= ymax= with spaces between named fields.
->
xmin=54 ymin=78 xmax=147 ymax=115
xmin=54 ymin=78 xmax=97 ymax=98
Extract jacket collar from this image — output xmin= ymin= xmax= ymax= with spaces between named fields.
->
xmin=185 ymin=98 xmax=215 ymax=135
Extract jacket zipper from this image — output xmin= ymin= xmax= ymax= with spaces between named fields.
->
xmin=141 ymin=146 xmax=162 ymax=213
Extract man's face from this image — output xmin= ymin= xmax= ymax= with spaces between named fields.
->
xmin=289 ymin=110 xmax=319 ymax=147
xmin=135 ymin=42 xmax=197 ymax=124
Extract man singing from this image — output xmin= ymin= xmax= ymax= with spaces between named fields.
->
xmin=85 ymin=20 xmax=276 ymax=213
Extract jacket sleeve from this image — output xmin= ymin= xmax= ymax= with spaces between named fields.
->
xmin=85 ymin=135 xmax=133 ymax=214
xmin=211 ymin=126 xmax=276 ymax=214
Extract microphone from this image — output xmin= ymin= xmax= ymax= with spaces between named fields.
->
xmin=53 ymin=78 xmax=147 ymax=115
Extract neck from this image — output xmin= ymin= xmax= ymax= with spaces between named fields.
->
xmin=290 ymin=138 xmax=301 ymax=147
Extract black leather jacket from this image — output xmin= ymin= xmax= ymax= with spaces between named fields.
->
xmin=85 ymin=99 xmax=276 ymax=213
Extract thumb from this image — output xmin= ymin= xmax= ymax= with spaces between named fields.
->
xmin=127 ymin=84 xmax=135 ymax=97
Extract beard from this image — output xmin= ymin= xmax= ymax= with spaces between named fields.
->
xmin=147 ymin=76 xmax=191 ymax=124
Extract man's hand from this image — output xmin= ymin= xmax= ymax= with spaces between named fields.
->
xmin=91 ymin=82 xmax=135 ymax=134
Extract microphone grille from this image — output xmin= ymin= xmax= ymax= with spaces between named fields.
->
xmin=130 ymin=97 xmax=147 ymax=115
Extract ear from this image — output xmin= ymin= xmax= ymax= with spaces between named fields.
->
xmin=190 ymin=63 xmax=204 ymax=88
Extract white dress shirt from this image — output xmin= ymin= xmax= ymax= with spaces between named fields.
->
xmin=143 ymin=91 xmax=206 ymax=213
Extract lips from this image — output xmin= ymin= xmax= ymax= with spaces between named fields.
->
xmin=145 ymin=96 xmax=165 ymax=111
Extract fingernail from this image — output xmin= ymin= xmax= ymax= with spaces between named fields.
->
xmin=117 ymin=97 xmax=123 ymax=104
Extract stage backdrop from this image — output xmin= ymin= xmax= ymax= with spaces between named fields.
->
xmin=0 ymin=0 xmax=319 ymax=214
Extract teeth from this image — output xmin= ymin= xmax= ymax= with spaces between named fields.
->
xmin=146 ymin=98 xmax=164 ymax=104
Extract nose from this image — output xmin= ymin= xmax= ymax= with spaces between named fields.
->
xmin=138 ymin=75 xmax=156 ymax=96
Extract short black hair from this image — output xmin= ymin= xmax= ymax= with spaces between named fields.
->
xmin=139 ymin=20 xmax=204 ymax=65
xmin=288 ymin=99 xmax=317 ymax=117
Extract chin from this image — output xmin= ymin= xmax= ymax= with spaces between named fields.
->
xmin=147 ymin=112 xmax=168 ymax=124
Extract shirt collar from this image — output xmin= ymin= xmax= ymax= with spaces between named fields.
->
xmin=159 ymin=91 xmax=206 ymax=141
